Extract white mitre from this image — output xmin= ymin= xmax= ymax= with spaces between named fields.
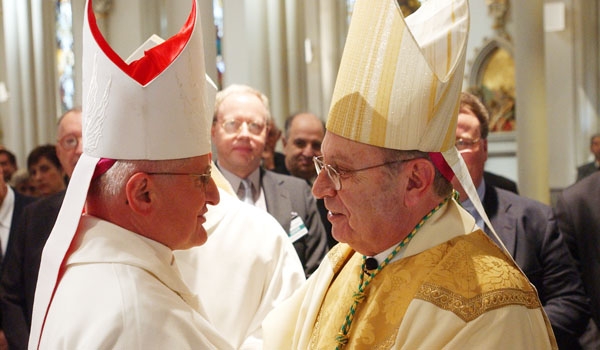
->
xmin=29 ymin=0 xmax=212 ymax=347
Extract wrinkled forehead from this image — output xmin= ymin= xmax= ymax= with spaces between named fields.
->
xmin=218 ymin=93 xmax=269 ymax=120
xmin=290 ymin=117 xmax=325 ymax=138
xmin=322 ymin=131 xmax=383 ymax=163
xmin=456 ymin=112 xmax=482 ymax=135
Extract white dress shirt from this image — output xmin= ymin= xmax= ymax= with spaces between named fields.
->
xmin=0 ymin=186 xmax=15 ymax=256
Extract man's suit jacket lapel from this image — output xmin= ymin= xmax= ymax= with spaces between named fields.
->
xmin=260 ymin=168 xmax=293 ymax=233
xmin=483 ymin=183 xmax=517 ymax=257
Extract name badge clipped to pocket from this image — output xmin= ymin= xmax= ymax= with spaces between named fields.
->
xmin=289 ymin=212 xmax=309 ymax=243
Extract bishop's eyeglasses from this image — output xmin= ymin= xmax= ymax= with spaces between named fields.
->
xmin=146 ymin=168 xmax=212 ymax=188
xmin=313 ymin=156 xmax=409 ymax=191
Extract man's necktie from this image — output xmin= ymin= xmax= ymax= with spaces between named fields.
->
xmin=240 ymin=178 xmax=254 ymax=205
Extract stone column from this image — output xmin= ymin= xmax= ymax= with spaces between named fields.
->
xmin=513 ymin=0 xmax=550 ymax=204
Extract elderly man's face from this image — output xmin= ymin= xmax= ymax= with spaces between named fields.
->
xmin=212 ymin=92 xmax=268 ymax=178
xmin=283 ymin=113 xmax=324 ymax=182
xmin=56 ymin=110 xmax=83 ymax=178
xmin=151 ymin=154 xmax=220 ymax=250
xmin=312 ymin=132 xmax=406 ymax=256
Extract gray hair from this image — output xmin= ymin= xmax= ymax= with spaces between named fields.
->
xmin=380 ymin=148 xmax=453 ymax=197
xmin=89 ymin=158 xmax=195 ymax=200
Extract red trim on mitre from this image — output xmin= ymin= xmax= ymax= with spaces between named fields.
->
xmin=429 ymin=152 xmax=455 ymax=182
xmin=92 ymin=158 xmax=117 ymax=180
xmin=87 ymin=0 xmax=196 ymax=86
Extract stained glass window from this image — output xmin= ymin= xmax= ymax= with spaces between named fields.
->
xmin=56 ymin=0 xmax=75 ymax=113
xmin=213 ymin=0 xmax=224 ymax=89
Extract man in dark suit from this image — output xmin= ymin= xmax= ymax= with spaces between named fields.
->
xmin=212 ymin=84 xmax=328 ymax=277
xmin=0 ymin=164 xmax=36 ymax=349
xmin=0 ymin=166 xmax=36 ymax=269
xmin=0 ymin=108 xmax=82 ymax=349
xmin=576 ymin=133 xmax=600 ymax=182
xmin=0 ymin=191 xmax=63 ymax=350
xmin=273 ymin=112 xmax=335 ymax=249
xmin=452 ymin=92 xmax=590 ymax=349
xmin=555 ymin=171 xmax=600 ymax=349
xmin=483 ymin=170 xmax=518 ymax=194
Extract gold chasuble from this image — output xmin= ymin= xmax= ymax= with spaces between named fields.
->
xmin=311 ymin=231 xmax=545 ymax=349
xmin=263 ymin=199 xmax=557 ymax=349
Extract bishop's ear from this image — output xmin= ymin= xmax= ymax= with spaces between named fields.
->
xmin=404 ymin=158 xmax=435 ymax=206
xmin=125 ymin=172 xmax=153 ymax=214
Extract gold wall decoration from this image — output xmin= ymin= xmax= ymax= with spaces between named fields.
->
xmin=467 ymin=0 xmax=515 ymax=133
xmin=468 ymin=37 xmax=516 ymax=132
xmin=486 ymin=0 xmax=510 ymax=40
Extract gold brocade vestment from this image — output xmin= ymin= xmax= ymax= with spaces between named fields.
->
xmin=310 ymin=230 xmax=551 ymax=349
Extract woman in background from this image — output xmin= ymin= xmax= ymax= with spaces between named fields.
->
xmin=27 ymin=145 xmax=66 ymax=197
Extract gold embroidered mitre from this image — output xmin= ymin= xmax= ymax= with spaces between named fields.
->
xmin=327 ymin=0 xmax=469 ymax=153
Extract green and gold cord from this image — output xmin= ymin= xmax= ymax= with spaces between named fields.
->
xmin=335 ymin=191 xmax=457 ymax=349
